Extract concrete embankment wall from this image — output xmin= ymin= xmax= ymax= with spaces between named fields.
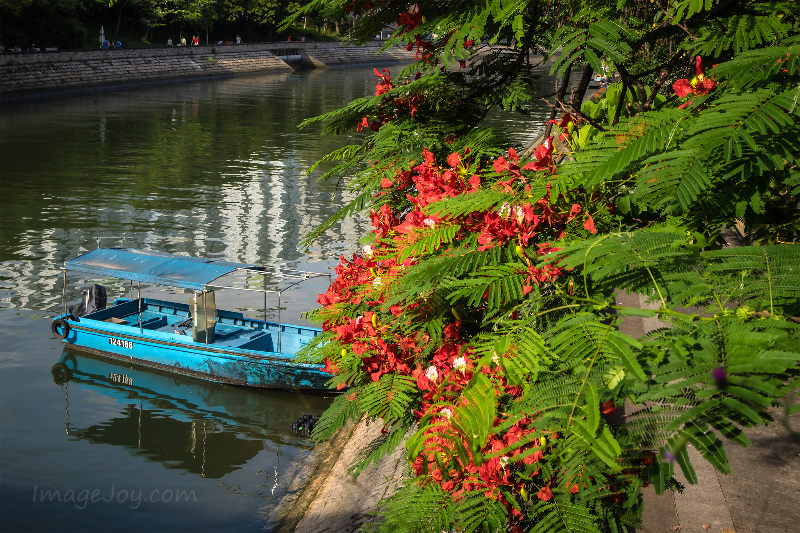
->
xmin=0 ymin=42 xmax=415 ymax=101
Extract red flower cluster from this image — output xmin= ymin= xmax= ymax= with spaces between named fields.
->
xmin=547 ymin=113 xmax=582 ymax=142
xmin=397 ymin=4 xmax=423 ymax=34
xmin=374 ymin=67 xmax=392 ymax=96
xmin=411 ymin=414 xmax=551 ymax=496
xmin=472 ymin=145 xmax=596 ymax=255
xmin=316 ymin=119 xmax=610 ymax=519
xmin=318 ymin=251 xmax=420 ymax=386
xmin=406 ymin=34 xmax=434 ymax=62
xmin=357 ymin=68 xmax=426 ymax=132
xmin=317 ymin=252 xmax=373 ymax=308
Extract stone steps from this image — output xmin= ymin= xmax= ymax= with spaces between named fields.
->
xmin=1 ymin=51 xmax=291 ymax=93
xmin=304 ymin=45 xmax=413 ymax=66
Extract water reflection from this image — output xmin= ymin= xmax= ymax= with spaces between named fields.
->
xmin=52 ymin=348 xmax=333 ymax=480
xmin=0 ymin=60 xmax=577 ymax=315
xmin=0 ymin=68 xmax=379 ymax=313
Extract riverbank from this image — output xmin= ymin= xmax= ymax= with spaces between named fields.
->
xmin=0 ymin=42 xmax=415 ymax=102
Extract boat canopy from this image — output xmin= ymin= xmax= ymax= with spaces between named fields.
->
xmin=64 ymin=248 xmax=266 ymax=291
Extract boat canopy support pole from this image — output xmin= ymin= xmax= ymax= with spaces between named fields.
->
xmin=138 ymin=281 xmax=142 ymax=331
xmin=62 ymin=269 xmax=67 ymax=315
xmin=278 ymin=292 xmax=282 ymax=353
xmin=264 ymin=268 xmax=267 ymax=322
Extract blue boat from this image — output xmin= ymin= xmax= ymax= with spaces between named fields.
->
xmin=51 ymin=248 xmax=333 ymax=391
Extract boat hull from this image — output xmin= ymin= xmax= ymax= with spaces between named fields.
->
xmin=52 ymin=298 xmax=332 ymax=391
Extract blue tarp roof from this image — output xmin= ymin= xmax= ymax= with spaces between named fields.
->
xmin=64 ymin=248 xmax=265 ymax=290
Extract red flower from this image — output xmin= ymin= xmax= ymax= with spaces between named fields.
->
xmin=536 ymin=484 xmax=554 ymax=501
xmin=566 ymin=203 xmax=582 ymax=222
xmin=601 ymin=400 xmax=618 ymax=417
xmin=673 ymin=56 xmax=716 ymax=108
xmin=447 ymin=152 xmax=462 ymax=167
xmin=523 ymin=136 xmax=556 ymax=173
xmin=584 ymin=214 xmax=597 ymax=234
xmin=397 ymin=4 xmax=423 ymax=33
xmin=546 ymin=113 xmax=581 ymax=141
xmin=369 ymin=203 xmax=395 ymax=238
xmin=522 ymin=263 xmax=562 ymax=294
xmin=374 ymin=68 xmax=393 ymax=96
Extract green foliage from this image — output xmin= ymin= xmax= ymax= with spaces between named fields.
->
xmin=360 ymin=482 xmax=454 ymax=533
xmin=0 ymin=0 xmax=345 ymax=50
xmin=291 ymin=0 xmax=800 ymax=532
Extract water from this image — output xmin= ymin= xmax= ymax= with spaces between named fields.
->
xmin=1 ymin=313 xmax=333 ymax=532
xmin=0 ymin=62 xmax=564 ymax=532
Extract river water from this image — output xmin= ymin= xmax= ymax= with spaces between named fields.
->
xmin=0 ymin=62 xmax=560 ymax=532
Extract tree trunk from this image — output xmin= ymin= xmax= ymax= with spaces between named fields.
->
xmin=572 ymin=63 xmax=595 ymax=109
xmin=115 ymin=3 xmax=123 ymax=37
xmin=524 ymin=64 xmax=574 ymax=157
xmin=549 ymin=65 xmax=572 ymax=122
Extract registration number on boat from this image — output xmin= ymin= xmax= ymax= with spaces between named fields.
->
xmin=109 ymin=373 xmax=133 ymax=386
xmin=109 ymin=338 xmax=133 ymax=349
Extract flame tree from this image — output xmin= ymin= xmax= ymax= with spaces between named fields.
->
xmin=285 ymin=1 xmax=800 ymax=531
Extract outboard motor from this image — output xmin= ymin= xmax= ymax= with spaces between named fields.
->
xmin=73 ymin=284 xmax=107 ymax=318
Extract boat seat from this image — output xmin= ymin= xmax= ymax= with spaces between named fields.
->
xmin=215 ymin=328 xmax=243 ymax=341
xmin=141 ymin=316 xmax=167 ymax=330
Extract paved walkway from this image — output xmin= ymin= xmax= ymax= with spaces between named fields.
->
xmin=620 ymin=290 xmax=800 ymax=533
xmin=639 ymin=412 xmax=799 ymax=533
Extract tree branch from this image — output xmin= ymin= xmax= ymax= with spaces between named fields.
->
xmin=554 ymin=95 xmax=607 ymax=132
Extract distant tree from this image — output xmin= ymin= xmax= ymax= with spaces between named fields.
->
xmin=216 ymin=0 xmax=292 ymax=39
xmin=0 ymin=0 xmax=88 ymax=49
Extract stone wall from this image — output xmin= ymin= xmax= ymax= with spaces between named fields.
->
xmin=298 ymin=41 xmax=415 ymax=67
xmin=0 ymin=42 xmax=415 ymax=101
